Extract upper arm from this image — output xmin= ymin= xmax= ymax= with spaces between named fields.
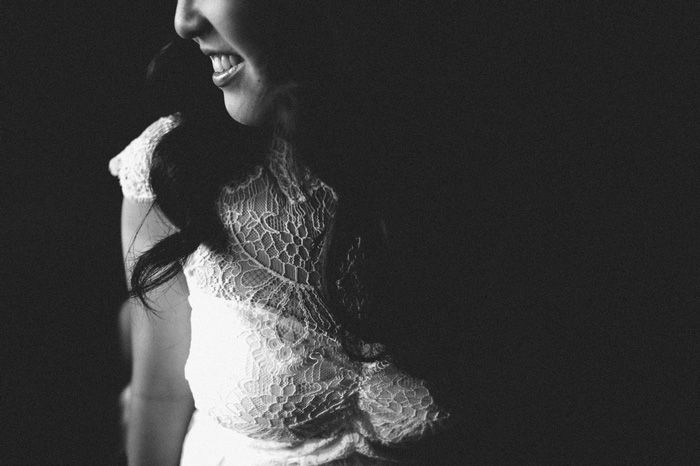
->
xmin=121 ymin=197 xmax=175 ymax=280
xmin=112 ymin=115 xmax=193 ymax=464
xmin=121 ymin=197 xmax=193 ymax=401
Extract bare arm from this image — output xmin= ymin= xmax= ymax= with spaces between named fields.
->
xmin=121 ymin=198 xmax=194 ymax=466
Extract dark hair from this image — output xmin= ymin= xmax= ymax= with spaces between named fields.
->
xmin=129 ymin=39 xmax=270 ymax=301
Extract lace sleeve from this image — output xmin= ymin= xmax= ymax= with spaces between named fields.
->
xmin=358 ymin=359 xmax=450 ymax=445
xmin=336 ymin=239 xmax=451 ymax=443
xmin=108 ymin=114 xmax=182 ymax=202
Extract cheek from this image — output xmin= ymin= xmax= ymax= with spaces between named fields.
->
xmin=222 ymin=72 xmax=276 ymax=126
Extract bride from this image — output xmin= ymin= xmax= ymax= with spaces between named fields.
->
xmin=111 ymin=0 xmax=452 ymax=464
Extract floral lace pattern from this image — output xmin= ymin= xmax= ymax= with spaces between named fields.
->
xmin=109 ymin=114 xmax=182 ymax=203
xmin=112 ymin=116 xmax=449 ymax=463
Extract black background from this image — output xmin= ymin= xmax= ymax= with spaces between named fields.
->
xmin=2 ymin=1 xmax=700 ymax=465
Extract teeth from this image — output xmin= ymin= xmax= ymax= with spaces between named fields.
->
xmin=210 ymin=54 xmax=240 ymax=73
xmin=211 ymin=55 xmax=222 ymax=73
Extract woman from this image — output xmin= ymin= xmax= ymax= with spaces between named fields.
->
xmin=111 ymin=0 xmax=452 ymax=464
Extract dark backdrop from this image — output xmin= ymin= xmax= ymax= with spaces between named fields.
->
xmin=2 ymin=2 xmax=700 ymax=465
xmin=2 ymin=3 xmax=176 ymax=464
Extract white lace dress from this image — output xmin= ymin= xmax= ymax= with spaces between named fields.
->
xmin=110 ymin=115 xmax=449 ymax=465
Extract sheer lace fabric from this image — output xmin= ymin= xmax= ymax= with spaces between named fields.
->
xmin=110 ymin=116 xmax=449 ymax=465
xmin=109 ymin=114 xmax=182 ymax=203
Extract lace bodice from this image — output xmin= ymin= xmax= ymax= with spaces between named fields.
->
xmin=110 ymin=116 xmax=449 ymax=463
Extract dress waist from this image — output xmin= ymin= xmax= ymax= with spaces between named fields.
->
xmin=180 ymin=410 xmax=397 ymax=466
xmin=183 ymin=284 xmax=448 ymax=457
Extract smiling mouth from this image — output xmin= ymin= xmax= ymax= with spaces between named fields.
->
xmin=210 ymin=54 xmax=243 ymax=74
xmin=209 ymin=54 xmax=244 ymax=88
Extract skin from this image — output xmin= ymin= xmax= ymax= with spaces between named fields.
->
xmin=174 ymin=0 xmax=279 ymax=126
xmin=122 ymin=200 xmax=194 ymax=466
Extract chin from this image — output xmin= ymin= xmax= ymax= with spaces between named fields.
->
xmin=223 ymin=93 xmax=272 ymax=128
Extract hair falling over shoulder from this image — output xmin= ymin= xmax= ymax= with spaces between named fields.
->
xmin=129 ymin=39 xmax=271 ymax=304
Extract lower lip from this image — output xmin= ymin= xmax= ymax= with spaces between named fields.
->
xmin=212 ymin=62 xmax=244 ymax=88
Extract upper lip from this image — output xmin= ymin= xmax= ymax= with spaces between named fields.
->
xmin=199 ymin=47 xmax=240 ymax=58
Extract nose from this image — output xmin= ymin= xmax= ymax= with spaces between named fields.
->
xmin=174 ymin=0 xmax=208 ymax=39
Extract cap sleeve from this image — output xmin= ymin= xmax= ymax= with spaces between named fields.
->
xmin=109 ymin=113 xmax=182 ymax=203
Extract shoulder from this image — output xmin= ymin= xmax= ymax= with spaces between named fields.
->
xmin=109 ymin=114 xmax=183 ymax=203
